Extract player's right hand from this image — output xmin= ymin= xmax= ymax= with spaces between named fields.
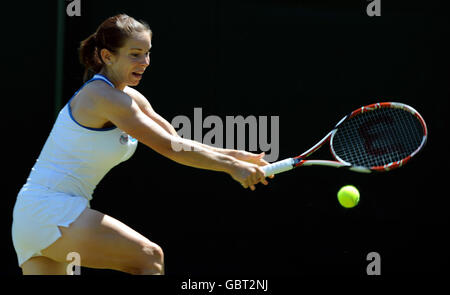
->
xmin=229 ymin=161 xmax=268 ymax=191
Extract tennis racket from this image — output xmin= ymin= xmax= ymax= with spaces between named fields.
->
xmin=262 ymin=102 xmax=427 ymax=176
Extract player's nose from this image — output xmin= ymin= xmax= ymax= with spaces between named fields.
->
xmin=141 ymin=55 xmax=150 ymax=66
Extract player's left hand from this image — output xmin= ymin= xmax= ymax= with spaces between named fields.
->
xmin=226 ymin=151 xmax=275 ymax=178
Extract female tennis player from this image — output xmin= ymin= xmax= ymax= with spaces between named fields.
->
xmin=12 ymin=14 xmax=270 ymax=275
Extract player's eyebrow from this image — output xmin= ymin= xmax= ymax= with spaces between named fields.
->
xmin=130 ymin=46 xmax=152 ymax=51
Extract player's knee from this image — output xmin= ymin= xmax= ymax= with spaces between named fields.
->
xmin=138 ymin=242 xmax=164 ymax=275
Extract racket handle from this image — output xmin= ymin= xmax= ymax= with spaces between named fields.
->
xmin=262 ymin=158 xmax=295 ymax=176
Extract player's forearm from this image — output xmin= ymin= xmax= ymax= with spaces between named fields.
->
xmin=181 ymin=138 xmax=232 ymax=155
xmin=152 ymin=114 xmax=234 ymax=156
xmin=165 ymin=137 xmax=238 ymax=174
xmin=152 ymin=115 xmax=179 ymax=137
xmin=152 ymin=118 xmax=235 ymax=165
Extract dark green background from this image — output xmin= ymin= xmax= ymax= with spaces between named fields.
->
xmin=3 ymin=0 xmax=448 ymax=276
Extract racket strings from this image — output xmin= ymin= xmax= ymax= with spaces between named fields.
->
xmin=332 ymin=108 xmax=424 ymax=168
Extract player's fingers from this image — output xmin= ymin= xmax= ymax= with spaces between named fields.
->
xmin=251 ymin=151 xmax=265 ymax=158
xmin=251 ymin=170 xmax=259 ymax=186
xmin=254 ymin=156 xmax=271 ymax=167
xmin=246 ymin=172 xmax=258 ymax=191
xmin=241 ymin=178 xmax=250 ymax=189
xmin=257 ymin=153 xmax=270 ymax=166
xmin=256 ymin=164 xmax=274 ymax=179
xmin=265 ymin=170 xmax=275 ymax=179
xmin=246 ymin=176 xmax=256 ymax=190
xmin=257 ymin=172 xmax=268 ymax=185
xmin=255 ymin=167 xmax=268 ymax=184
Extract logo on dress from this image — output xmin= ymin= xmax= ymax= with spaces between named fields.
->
xmin=119 ymin=134 xmax=128 ymax=144
xmin=120 ymin=133 xmax=137 ymax=144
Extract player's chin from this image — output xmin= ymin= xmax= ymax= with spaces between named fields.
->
xmin=128 ymin=80 xmax=140 ymax=86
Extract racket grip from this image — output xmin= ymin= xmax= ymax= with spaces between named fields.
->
xmin=262 ymin=158 xmax=295 ymax=176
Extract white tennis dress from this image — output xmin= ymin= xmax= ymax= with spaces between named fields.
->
xmin=12 ymin=74 xmax=138 ymax=266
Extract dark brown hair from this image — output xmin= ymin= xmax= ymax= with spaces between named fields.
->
xmin=79 ymin=14 xmax=152 ymax=82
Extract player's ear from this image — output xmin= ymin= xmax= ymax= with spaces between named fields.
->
xmin=100 ymin=48 xmax=116 ymax=65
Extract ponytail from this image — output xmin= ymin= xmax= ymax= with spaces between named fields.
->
xmin=79 ymin=33 xmax=103 ymax=82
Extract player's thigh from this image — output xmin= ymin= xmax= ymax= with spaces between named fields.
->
xmin=21 ymin=256 xmax=68 ymax=275
xmin=40 ymin=207 xmax=163 ymax=274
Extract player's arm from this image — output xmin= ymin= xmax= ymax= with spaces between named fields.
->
xmin=125 ymin=86 xmax=223 ymax=150
xmin=124 ymin=86 xmax=270 ymax=167
xmin=124 ymin=86 xmax=179 ymax=137
xmin=91 ymin=85 xmax=266 ymax=190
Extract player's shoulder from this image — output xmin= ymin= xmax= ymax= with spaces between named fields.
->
xmin=82 ymin=80 xmax=120 ymax=98
xmin=82 ymin=81 xmax=134 ymax=112
xmin=123 ymin=86 xmax=147 ymax=102
xmin=123 ymin=86 xmax=152 ymax=110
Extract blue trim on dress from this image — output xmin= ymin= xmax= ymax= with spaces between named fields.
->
xmin=67 ymin=74 xmax=117 ymax=131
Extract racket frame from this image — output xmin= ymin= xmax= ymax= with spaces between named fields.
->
xmin=262 ymin=102 xmax=428 ymax=176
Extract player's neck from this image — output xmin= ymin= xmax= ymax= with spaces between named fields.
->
xmin=98 ymin=69 xmax=126 ymax=91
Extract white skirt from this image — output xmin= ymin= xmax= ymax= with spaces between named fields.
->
xmin=11 ymin=183 xmax=90 ymax=266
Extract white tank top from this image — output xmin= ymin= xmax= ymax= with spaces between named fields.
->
xmin=21 ymin=74 xmax=138 ymax=200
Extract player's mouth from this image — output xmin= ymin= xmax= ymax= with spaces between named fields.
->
xmin=132 ymin=71 xmax=144 ymax=79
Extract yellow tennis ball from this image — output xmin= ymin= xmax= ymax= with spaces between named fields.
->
xmin=337 ymin=185 xmax=360 ymax=208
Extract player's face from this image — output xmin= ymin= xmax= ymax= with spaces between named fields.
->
xmin=111 ymin=32 xmax=152 ymax=87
